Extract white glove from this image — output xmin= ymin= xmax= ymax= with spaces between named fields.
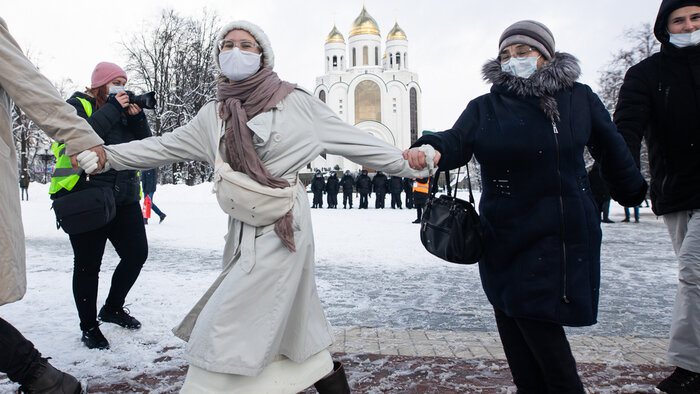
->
xmin=418 ymin=144 xmax=437 ymax=174
xmin=77 ymin=150 xmax=111 ymax=174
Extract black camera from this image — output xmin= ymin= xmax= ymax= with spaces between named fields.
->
xmin=109 ymin=90 xmax=157 ymax=110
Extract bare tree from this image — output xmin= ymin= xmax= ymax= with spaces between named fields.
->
xmin=122 ymin=8 xmax=219 ymax=185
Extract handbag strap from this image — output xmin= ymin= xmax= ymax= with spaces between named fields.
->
xmin=428 ymin=165 xmax=476 ymax=205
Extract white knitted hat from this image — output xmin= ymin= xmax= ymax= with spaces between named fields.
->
xmin=213 ymin=20 xmax=274 ymax=70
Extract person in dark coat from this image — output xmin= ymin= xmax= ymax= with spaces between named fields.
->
xmin=325 ymin=171 xmax=339 ymax=208
xmin=389 ymin=176 xmax=403 ymax=209
xmin=403 ymin=177 xmax=414 ymax=209
xmin=339 ymin=170 xmax=355 ymax=209
xmin=61 ymin=62 xmax=152 ymax=350
xmin=614 ymin=0 xmax=700 ymax=389
xmin=372 ymin=171 xmax=389 ymax=209
xmin=18 ymin=171 xmax=29 ymax=201
xmin=412 ymin=177 xmax=429 ymax=223
xmin=310 ymin=171 xmax=325 ymax=208
xmin=587 ymin=161 xmax=614 ymax=223
xmin=141 ymin=168 xmax=166 ymax=224
xmin=355 ymin=169 xmax=372 ymax=209
xmin=405 ymin=20 xmax=646 ymax=393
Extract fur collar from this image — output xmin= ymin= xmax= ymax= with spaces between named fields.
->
xmin=482 ymin=52 xmax=581 ymax=121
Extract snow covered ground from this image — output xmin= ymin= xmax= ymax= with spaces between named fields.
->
xmin=1 ymin=182 xmax=677 ymax=393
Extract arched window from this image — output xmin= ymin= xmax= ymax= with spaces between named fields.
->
xmin=396 ymin=53 xmax=401 ymax=70
xmin=319 ymin=90 xmax=326 ymax=103
xmin=362 ymin=46 xmax=369 ymax=65
xmin=326 ymin=56 xmax=330 ymax=71
xmin=332 ymin=55 xmax=338 ymax=69
xmin=352 ymin=48 xmax=356 ymax=67
xmin=410 ymin=88 xmax=418 ymax=144
xmin=375 ymin=47 xmax=379 ymax=65
xmin=389 ymin=54 xmax=393 ymax=67
xmin=340 ymin=56 xmax=344 ymax=70
xmin=355 ymin=80 xmax=381 ymax=123
xmin=404 ymin=53 xmax=408 ymax=68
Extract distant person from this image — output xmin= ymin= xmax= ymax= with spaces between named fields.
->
xmin=19 ymin=171 xmax=29 ymax=201
xmin=412 ymin=177 xmax=429 ymax=224
xmin=588 ymin=161 xmax=614 ymax=223
xmin=325 ymin=171 xmax=339 ymax=209
xmin=55 ymin=61 xmax=151 ymax=350
xmin=622 ymin=206 xmax=640 ymax=223
xmin=77 ymin=19 xmax=425 ymax=392
xmin=403 ymin=177 xmax=414 ymax=209
xmin=614 ymin=1 xmax=700 ymax=389
xmin=405 ymin=20 xmax=646 ymax=392
xmin=356 ymin=169 xmax=372 ymax=209
xmin=141 ymin=168 xmax=166 ymax=224
xmin=0 ymin=16 xmax=104 ymax=394
xmin=311 ymin=171 xmax=325 ymax=208
xmin=372 ymin=170 xmax=389 ymax=209
xmin=340 ymin=170 xmax=355 ymax=209
xmin=389 ymin=175 xmax=403 ymax=209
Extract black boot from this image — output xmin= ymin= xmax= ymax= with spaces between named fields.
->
xmin=19 ymin=358 xmax=83 ymax=394
xmin=98 ymin=305 xmax=141 ymax=329
xmin=81 ymin=326 xmax=109 ymax=350
xmin=657 ymin=367 xmax=700 ymax=394
xmin=314 ymin=361 xmax=350 ymax=394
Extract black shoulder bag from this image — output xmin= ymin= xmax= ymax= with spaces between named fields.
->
xmin=420 ymin=166 xmax=483 ymax=265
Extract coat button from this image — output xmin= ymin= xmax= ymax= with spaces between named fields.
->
xmin=273 ymin=133 xmax=282 ymax=142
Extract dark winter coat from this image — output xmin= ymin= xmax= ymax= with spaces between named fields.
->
xmin=389 ymin=176 xmax=403 ymax=193
xmin=355 ymin=173 xmax=372 ymax=194
xmin=403 ymin=177 xmax=414 ymax=195
xmin=412 ymin=177 xmax=429 ymax=206
xmin=613 ymin=0 xmax=700 ymax=215
xmin=340 ymin=174 xmax=355 ymax=193
xmin=141 ymin=168 xmax=158 ymax=195
xmin=326 ymin=174 xmax=340 ymax=194
xmin=414 ymin=53 xmax=647 ymax=327
xmin=311 ymin=176 xmax=326 ymax=194
xmin=372 ymin=173 xmax=389 ymax=194
xmin=64 ymin=92 xmax=151 ymax=205
xmin=587 ymin=162 xmax=611 ymax=208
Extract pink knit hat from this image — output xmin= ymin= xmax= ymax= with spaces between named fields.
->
xmin=90 ymin=62 xmax=127 ymax=88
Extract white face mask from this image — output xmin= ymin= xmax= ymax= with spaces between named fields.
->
xmin=108 ymin=85 xmax=126 ymax=95
xmin=218 ymin=47 xmax=262 ymax=81
xmin=669 ymin=30 xmax=700 ymax=48
xmin=501 ymin=56 xmax=540 ymax=79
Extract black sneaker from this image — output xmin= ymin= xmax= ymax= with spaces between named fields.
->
xmin=19 ymin=357 xmax=83 ymax=394
xmin=657 ymin=367 xmax=700 ymax=394
xmin=81 ymin=326 xmax=109 ymax=350
xmin=98 ymin=305 xmax=141 ymax=329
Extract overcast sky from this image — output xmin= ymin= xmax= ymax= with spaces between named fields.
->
xmin=4 ymin=0 xmax=662 ymax=133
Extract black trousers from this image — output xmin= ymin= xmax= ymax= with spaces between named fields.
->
xmin=69 ymin=202 xmax=148 ymax=331
xmin=375 ymin=192 xmax=386 ymax=209
xmin=312 ymin=192 xmax=323 ymax=208
xmin=390 ymin=191 xmax=402 ymax=208
xmin=494 ymin=308 xmax=584 ymax=394
xmin=327 ymin=192 xmax=337 ymax=208
xmin=0 ymin=317 xmax=41 ymax=385
xmin=415 ymin=204 xmax=424 ymax=221
xmin=359 ymin=193 xmax=369 ymax=209
xmin=343 ymin=191 xmax=353 ymax=208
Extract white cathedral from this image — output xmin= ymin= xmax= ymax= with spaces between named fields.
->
xmin=310 ymin=6 xmax=422 ymax=173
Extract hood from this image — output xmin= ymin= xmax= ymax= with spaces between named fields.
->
xmin=482 ymin=52 xmax=580 ymax=121
xmin=654 ymin=0 xmax=700 ymax=44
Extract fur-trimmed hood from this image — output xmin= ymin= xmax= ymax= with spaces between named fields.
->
xmin=482 ymin=52 xmax=581 ymax=121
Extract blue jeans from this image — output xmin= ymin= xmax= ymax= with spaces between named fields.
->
xmin=146 ymin=192 xmax=164 ymax=217
xmin=624 ymin=206 xmax=640 ymax=221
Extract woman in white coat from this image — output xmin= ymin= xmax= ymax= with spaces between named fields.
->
xmin=79 ymin=20 xmax=425 ymax=393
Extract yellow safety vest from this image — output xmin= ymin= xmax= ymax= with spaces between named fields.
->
xmin=48 ymin=97 xmax=92 ymax=194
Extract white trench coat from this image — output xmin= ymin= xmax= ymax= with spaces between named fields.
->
xmin=104 ymin=88 xmax=425 ymax=376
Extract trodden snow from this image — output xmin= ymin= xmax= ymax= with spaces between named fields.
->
xmin=1 ymin=182 xmax=676 ymax=393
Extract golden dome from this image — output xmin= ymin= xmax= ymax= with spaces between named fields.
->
xmin=326 ymin=24 xmax=345 ymax=43
xmin=387 ymin=22 xmax=407 ymax=41
xmin=349 ymin=6 xmax=380 ymax=37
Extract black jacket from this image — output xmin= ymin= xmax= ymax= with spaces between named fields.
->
xmin=389 ymin=176 xmax=403 ymax=193
xmin=372 ymin=173 xmax=389 ymax=194
xmin=311 ymin=176 xmax=326 ymax=194
xmin=414 ymin=53 xmax=646 ymax=327
xmin=355 ymin=173 xmax=372 ymax=194
xmin=326 ymin=174 xmax=340 ymax=194
xmin=340 ymin=174 xmax=355 ymax=192
xmin=64 ymin=92 xmax=151 ymax=205
xmin=613 ymin=0 xmax=700 ymax=215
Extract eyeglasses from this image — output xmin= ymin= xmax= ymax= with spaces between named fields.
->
xmin=218 ymin=39 xmax=260 ymax=53
xmin=499 ymin=46 xmax=538 ymax=63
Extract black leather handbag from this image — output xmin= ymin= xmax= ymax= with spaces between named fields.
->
xmin=52 ymin=186 xmax=116 ymax=235
xmin=420 ymin=167 xmax=483 ymax=265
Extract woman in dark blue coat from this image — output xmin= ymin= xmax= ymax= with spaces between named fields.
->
xmin=406 ymin=21 xmax=647 ymax=393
